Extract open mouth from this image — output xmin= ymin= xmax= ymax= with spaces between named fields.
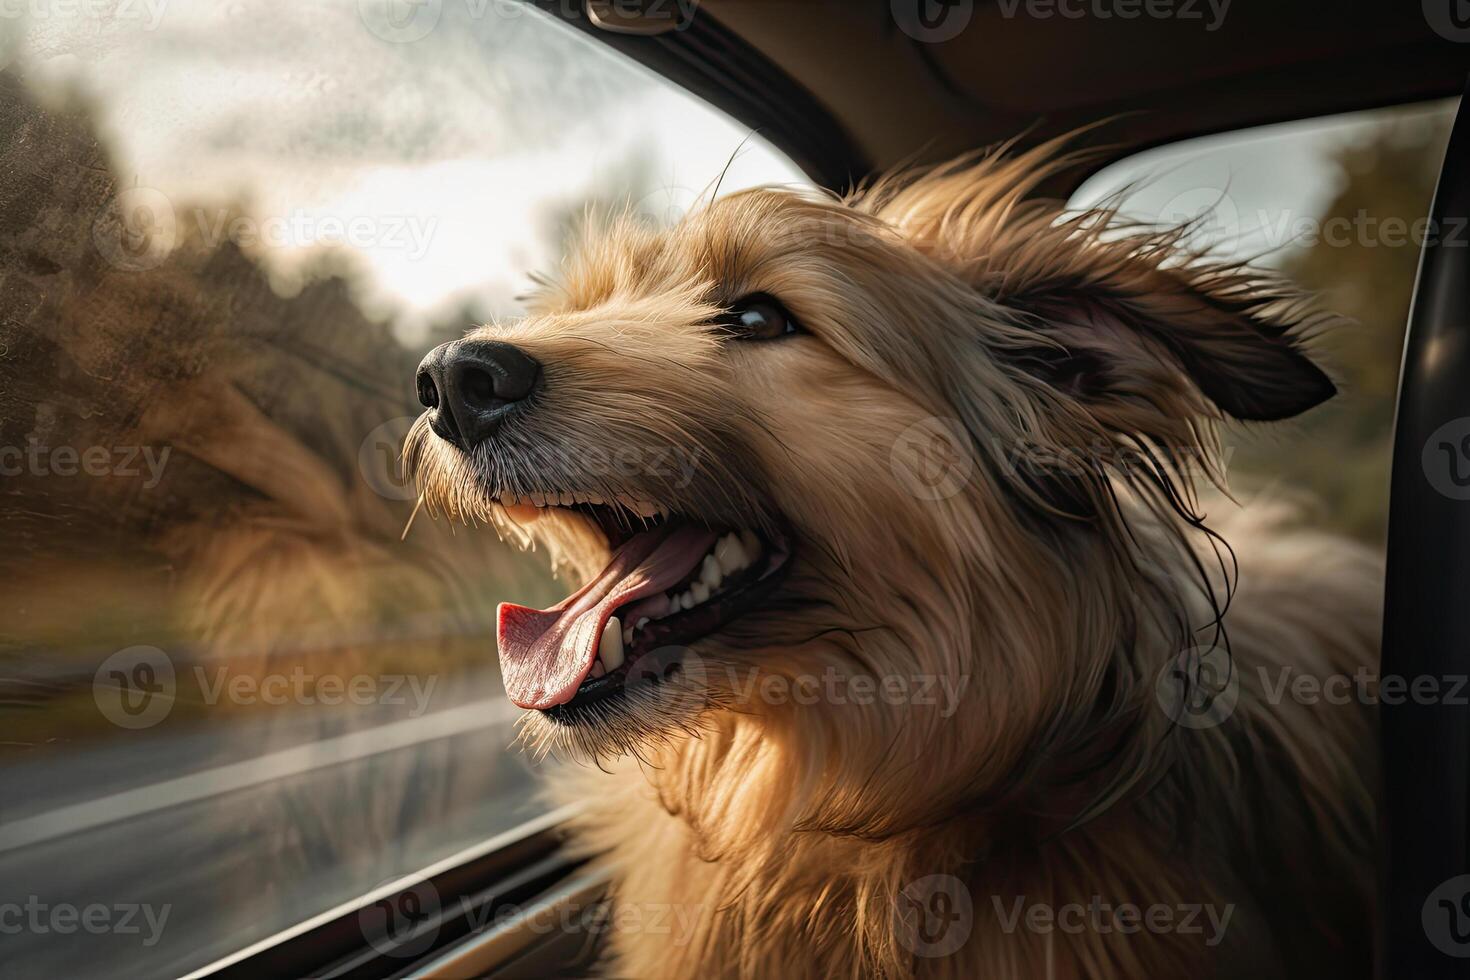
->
xmin=494 ymin=495 xmax=793 ymax=717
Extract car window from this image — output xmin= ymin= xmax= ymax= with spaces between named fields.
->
xmin=1071 ymin=100 xmax=1456 ymax=544
xmin=0 ymin=3 xmax=805 ymax=977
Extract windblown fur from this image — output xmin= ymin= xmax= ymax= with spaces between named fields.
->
xmin=407 ymin=137 xmax=1381 ymax=978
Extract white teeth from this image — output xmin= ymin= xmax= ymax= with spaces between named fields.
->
xmin=528 ymin=491 xmax=546 ymax=507
xmin=715 ymin=533 xmax=747 ymax=575
xmin=700 ymin=555 xmax=722 ymax=589
xmin=739 ymin=529 xmax=761 ymax=557
xmin=622 ymin=625 xmax=633 ymax=646
xmin=635 ymin=617 xmax=649 ymax=631
xmin=691 ymin=581 xmax=710 ymax=604
xmin=599 ymin=616 xmax=625 ymax=671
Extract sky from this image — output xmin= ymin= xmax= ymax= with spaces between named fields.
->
xmin=5 ymin=0 xmax=1450 ymax=338
xmin=6 ymin=0 xmax=804 ymax=341
xmin=1070 ymin=100 xmax=1455 ymax=266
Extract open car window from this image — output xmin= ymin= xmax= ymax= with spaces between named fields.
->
xmin=0 ymin=3 xmax=803 ymax=977
xmin=1070 ymin=100 xmax=1456 ymax=545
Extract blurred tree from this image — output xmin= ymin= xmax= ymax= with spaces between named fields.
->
xmin=1228 ymin=104 xmax=1454 ymax=544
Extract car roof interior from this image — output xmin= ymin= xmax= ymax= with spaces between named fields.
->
xmin=547 ymin=0 xmax=1469 ymax=190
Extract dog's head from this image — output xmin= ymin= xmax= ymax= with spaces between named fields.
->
xmin=406 ymin=139 xmax=1334 ymax=832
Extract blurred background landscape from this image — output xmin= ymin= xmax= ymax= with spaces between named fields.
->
xmin=1075 ymin=100 xmax=1455 ymax=544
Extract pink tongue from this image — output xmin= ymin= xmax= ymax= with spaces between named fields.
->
xmin=497 ymin=524 xmax=719 ymax=709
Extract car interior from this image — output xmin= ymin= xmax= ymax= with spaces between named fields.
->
xmin=1 ymin=1 xmax=1467 ymax=977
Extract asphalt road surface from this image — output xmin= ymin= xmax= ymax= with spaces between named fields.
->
xmin=0 ymin=676 xmax=548 ymax=979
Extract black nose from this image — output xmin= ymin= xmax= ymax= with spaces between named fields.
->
xmin=415 ymin=339 xmax=541 ymax=448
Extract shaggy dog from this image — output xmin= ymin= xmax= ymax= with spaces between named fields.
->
xmin=406 ymin=139 xmax=1381 ymax=979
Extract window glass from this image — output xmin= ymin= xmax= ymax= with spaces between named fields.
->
xmin=1071 ymin=101 xmax=1456 ymax=543
xmin=0 ymin=3 xmax=805 ymax=977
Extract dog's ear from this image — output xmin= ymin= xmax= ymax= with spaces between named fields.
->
xmin=853 ymin=139 xmax=1337 ymax=426
xmin=996 ymin=265 xmax=1335 ymax=423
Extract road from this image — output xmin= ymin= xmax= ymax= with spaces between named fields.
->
xmin=0 ymin=674 xmax=551 ymax=979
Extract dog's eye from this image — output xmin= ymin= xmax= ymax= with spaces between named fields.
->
xmin=718 ymin=294 xmax=801 ymax=341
